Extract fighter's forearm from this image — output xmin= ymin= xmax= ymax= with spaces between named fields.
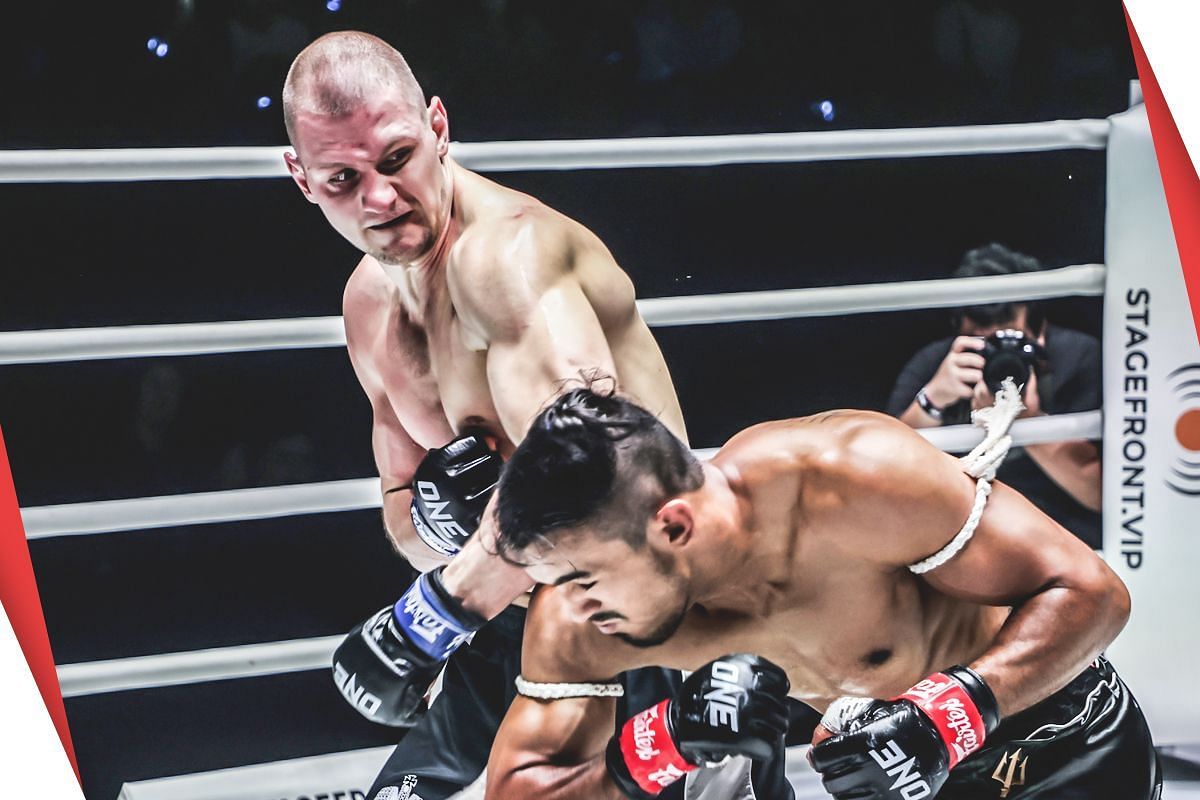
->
xmin=1022 ymin=438 xmax=1103 ymax=512
xmin=440 ymin=519 xmax=534 ymax=618
xmin=487 ymin=757 xmax=626 ymax=800
xmin=968 ymin=566 xmax=1130 ymax=717
xmin=382 ymin=488 xmax=449 ymax=573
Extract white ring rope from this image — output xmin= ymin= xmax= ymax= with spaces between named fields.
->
xmin=908 ymin=378 xmax=1025 ymax=574
xmin=56 ymin=635 xmax=343 ymax=698
xmin=0 ymin=120 xmax=1109 ymax=184
xmin=23 ymin=410 xmax=1103 ymax=542
xmin=21 ymin=119 xmax=1111 ymax=700
xmin=0 ymin=265 xmax=1104 ymax=366
xmin=54 ymin=410 xmax=1104 ymax=695
xmin=22 ymin=478 xmax=382 ymax=539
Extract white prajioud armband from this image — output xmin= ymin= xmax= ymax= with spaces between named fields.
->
xmin=514 ymin=675 xmax=624 ymax=699
xmin=909 ymin=378 xmax=1024 ymax=575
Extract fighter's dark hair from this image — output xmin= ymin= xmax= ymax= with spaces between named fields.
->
xmin=493 ymin=385 xmax=703 ymax=564
xmin=950 ymin=243 xmax=1046 ymax=333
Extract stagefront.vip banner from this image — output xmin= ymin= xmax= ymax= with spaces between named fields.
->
xmin=1104 ymin=91 xmax=1200 ymax=744
xmin=1102 ymin=2 xmax=1200 ymax=744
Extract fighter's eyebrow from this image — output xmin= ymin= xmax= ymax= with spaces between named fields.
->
xmin=553 ymin=570 xmax=591 ymax=586
xmin=380 ymin=138 xmax=416 ymax=154
xmin=312 ymin=161 xmax=350 ymax=172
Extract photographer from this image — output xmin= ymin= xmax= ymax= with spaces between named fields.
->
xmin=886 ymin=244 xmax=1103 ymax=547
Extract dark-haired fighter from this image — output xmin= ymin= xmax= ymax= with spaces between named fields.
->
xmin=486 ymin=389 xmax=1160 ymax=800
xmin=282 ymin=31 xmax=694 ymax=800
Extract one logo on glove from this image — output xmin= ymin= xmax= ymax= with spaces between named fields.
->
xmin=412 ymin=481 xmax=470 ymax=555
xmin=703 ymin=661 xmax=745 ymax=732
xmin=333 ymin=660 xmax=383 ymax=718
xmin=868 ymin=740 xmax=932 ymax=800
xmin=409 ymin=504 xmax=455 ymax=558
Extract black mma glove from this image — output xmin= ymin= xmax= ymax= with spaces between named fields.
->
xmin=409 ymin=429 xmax=502 ymax=557
xmin=810 ymin=666 xmax=1000 ymax=800
xmin=605 ymin=653 xmax=790 ymax=798
xmin=331 ymin=565 xmax=486 ymax=727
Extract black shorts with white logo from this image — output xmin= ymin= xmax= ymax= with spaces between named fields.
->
xmin=366 ymin=605 xmax=793 ymax=800
xmin=366 ymin=606 xmax=691 ymax=800
xmin=940 ymin=657 xmax=1161 ymax=799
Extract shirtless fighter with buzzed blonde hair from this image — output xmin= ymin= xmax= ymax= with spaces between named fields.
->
xmin=281 ymin=31 xmax=782 ymax=800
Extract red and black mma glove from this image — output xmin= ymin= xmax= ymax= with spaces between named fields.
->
xmin=810 ymin=666 xmax=1001 ymax=800
xmin=605 ymin=654 xmax=790 ymax=798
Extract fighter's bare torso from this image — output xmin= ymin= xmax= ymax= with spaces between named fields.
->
xmin=343 ymin=161 xmax=682 ymax=455
xmin=523 ymin=412 xmax=1010 ymax=711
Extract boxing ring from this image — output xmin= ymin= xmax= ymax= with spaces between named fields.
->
xmin=3 ymin=105 xmax=1197 ymax=798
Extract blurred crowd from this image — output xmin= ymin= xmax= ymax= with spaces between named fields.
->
xmin=0 ymin=0 xmax=1134 ymax=147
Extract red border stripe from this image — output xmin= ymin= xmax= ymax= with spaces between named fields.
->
xmin=0 ymin=427 xmax=80 ymax=782
xmin=1126 ymin=6 xmax=1200 ymax=344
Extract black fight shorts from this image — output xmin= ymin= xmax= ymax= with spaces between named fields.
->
xmin=366 ymin=606 xmax=699 ymax=800
xmin=941 ymin=657 xmax=1161 ymax=799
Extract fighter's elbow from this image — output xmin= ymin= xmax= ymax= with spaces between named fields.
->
xmin=1105 ymin=573 xmax=1133 ymax=638
xmin=1079 ymin=560 xmax=1132 ymax=643
xmin=483 ymin=769 xmax=516 ymax=800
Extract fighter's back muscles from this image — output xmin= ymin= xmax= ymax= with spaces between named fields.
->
xmin=726 ymin=411 xmax=1129 ymax=716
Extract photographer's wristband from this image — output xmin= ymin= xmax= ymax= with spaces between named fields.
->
xmin=916 ymin=387 xmax=944 ymax=421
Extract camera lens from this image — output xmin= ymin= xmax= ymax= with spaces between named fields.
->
xmin=983 ymin=351 xmax=1030 ymax=395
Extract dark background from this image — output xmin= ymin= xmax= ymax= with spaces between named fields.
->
xmin=0 ymin=2 xmax=1131 ymax=798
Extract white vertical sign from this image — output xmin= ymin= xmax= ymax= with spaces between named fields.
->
xmin=1103 ymin=102 xmax=1200 ymax=743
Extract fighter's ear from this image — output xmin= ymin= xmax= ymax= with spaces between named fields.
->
xmin=429 ymin=96 xmax=450 ymax=158
xmin=284 ymin=151 xmax=317 ymax=203
xmin=654 ymin=499 xmax=694 ymax=547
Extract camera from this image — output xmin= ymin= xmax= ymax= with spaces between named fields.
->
xmin=980 ymin=329 xmax=1047 ymax=395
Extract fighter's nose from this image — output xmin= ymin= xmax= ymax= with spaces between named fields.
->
xmin=567 ymin=596 xmax=602 ymax=624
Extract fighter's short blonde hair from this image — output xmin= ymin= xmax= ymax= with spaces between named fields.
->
xmin=282 ymin=31 xmax=425 ymax=146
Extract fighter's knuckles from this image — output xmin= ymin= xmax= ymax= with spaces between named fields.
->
xmin=810 ymin=724 xmax=835 ymax=748
xmin=808 ymin=733 xmax=866 ymax=774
